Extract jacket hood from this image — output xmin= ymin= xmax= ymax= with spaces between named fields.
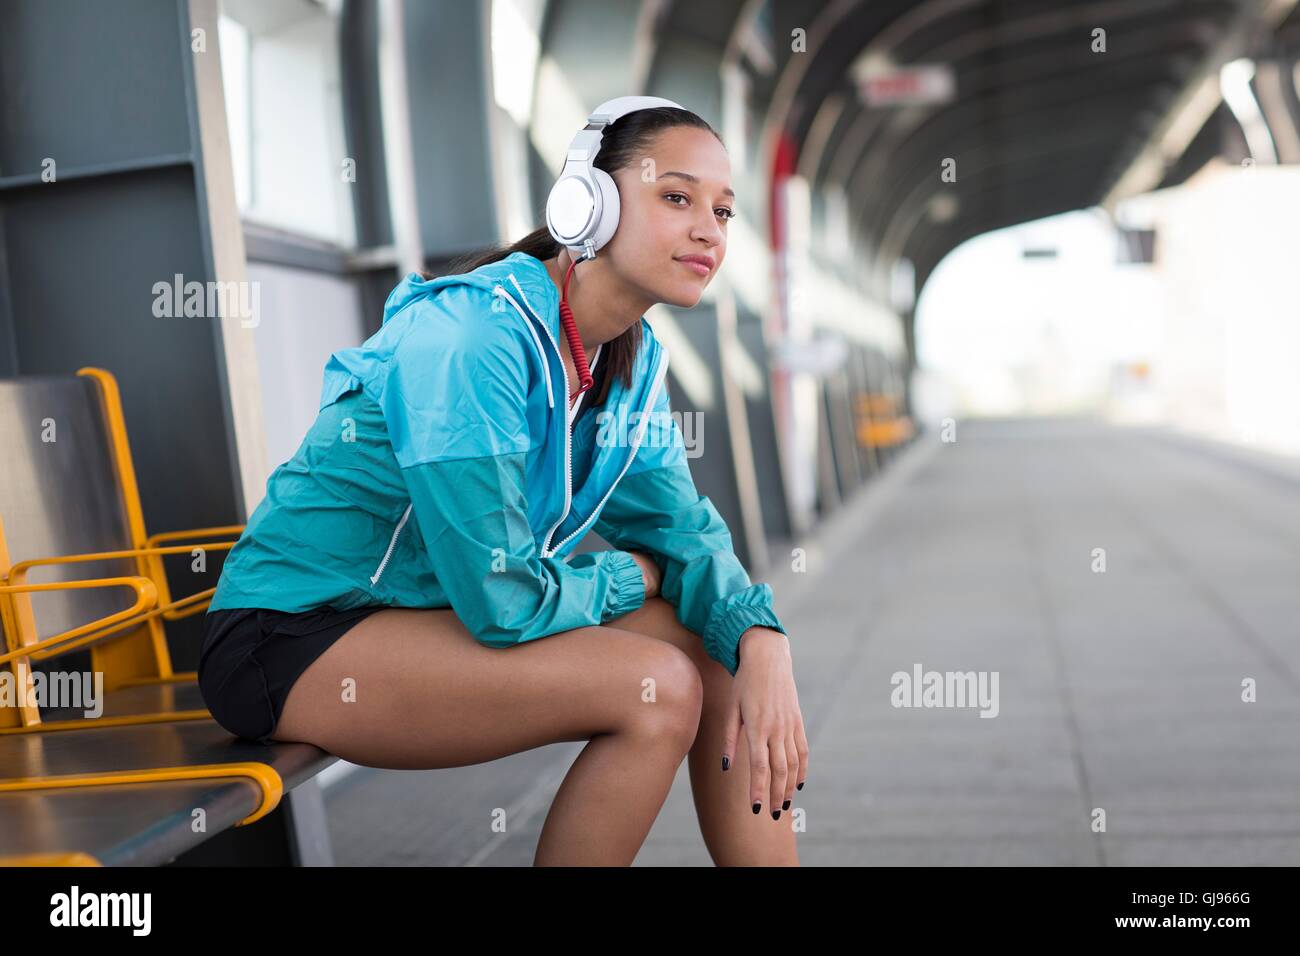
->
xmin=317 ymin=249 xmax=664 ymax=423
xmin=381 ymin=251 xmax=562 ymax=340
xmin=378 ymin=250 xmax=664 ymax=396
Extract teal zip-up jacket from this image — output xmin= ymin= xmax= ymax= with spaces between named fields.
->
xmin=208 ymin=251 xmax=786 ymax=675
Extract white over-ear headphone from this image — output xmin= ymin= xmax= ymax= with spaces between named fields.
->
xmin=545 ymin=95 xmax=685 ymax=260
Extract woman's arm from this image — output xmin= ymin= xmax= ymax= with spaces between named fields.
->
xmin=591 ymin=378 xmax=807 ymax=814
xmin=379 ymin=292 xmax=648 ymax=647
xmin=590 ymin=380 xmax=787 ymax=676
xmin=402 ymin=454 xmax=647 ymax=646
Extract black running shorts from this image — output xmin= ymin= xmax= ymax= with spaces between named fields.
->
xmin=198 ymin=605 xmax=384 ymax=744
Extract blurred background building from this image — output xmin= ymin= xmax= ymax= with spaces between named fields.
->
xmin=5 ymin=0 xmax=1298 ymax=576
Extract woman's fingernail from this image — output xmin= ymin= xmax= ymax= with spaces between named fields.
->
xmin=772 ymin=810 xmax=781 ymax=820
xmin=752 ymin=802 xmax=761 ymax=814
xmin=782 ymin=799 xmax=790 ymax=810
xmin=797 ymin=781 xmax=804 ymax=790
xmin=721 ymin=755 xmax=730 ymax=771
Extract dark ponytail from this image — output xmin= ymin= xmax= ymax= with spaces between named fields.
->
xmin=426 ymin=106 xmax=723 ymax=403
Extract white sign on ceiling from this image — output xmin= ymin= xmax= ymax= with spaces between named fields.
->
xmin=856 ymin=63 xmax=956 ymax=107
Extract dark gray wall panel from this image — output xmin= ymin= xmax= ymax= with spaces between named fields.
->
xmin=736 ymin=314 xmax=792 ymax=542
xmin=340 ymin=0 xmax=393 ymax=249
xmin=0 ymin=0 xmax=192 ymax=176
xmin=2 ymin=167 xmax=238 ymax=536
xmin=402 ymin=0 xmax=498 ymax=256
xmin=661 ymin=305 xmax=757 ymax=569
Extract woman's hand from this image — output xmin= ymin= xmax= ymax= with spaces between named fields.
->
xmin=724 ymin=626 xmax=808 ymax=819
xmin=626 ymin=550 xmax=662 ymax=600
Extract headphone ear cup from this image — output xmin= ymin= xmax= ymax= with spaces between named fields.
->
xmin=588 ymin=167 xmax=621 ymax=253
xmin=547 ymin=173 xmax=598 ymax=246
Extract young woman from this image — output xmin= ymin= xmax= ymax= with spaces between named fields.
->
xmin=198 ymin=101 xmax=808 ymax=866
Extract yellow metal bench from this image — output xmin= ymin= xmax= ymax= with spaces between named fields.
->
xmin=855 ymin=392 xmax=915 ymax=449
xmin=0 ymin=367 xmax=243 ymax=734
xmin=0 ymin=368 xmax=337 ymax=865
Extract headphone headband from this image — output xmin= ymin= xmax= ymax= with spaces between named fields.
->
xmin=584 ymin=95 xmax=682 ymax=130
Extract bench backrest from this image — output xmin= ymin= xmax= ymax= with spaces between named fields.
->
xmin=0 ymin=374 xmax=138 ymax=641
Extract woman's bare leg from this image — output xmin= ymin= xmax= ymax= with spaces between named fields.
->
xmin=604 ymin=597 xmax=800 ymax=866
xmin=270 ymin=606 xmax=703 ymax=865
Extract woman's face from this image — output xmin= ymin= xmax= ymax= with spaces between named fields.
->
xmin=604 ymin=125 xmax=733 ymax=310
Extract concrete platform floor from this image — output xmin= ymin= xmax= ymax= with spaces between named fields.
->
xmin=321 ymin=417 xmax=1300 ymax=865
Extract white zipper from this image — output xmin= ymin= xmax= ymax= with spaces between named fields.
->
xmin=495 ymin=275 xmax=574 ymax=557
xmin=370 ymin=502 xmax=412 ymax=585
xmin=369 ymin=283 xmax=642 ymax=586
xmin=549 ymin=347 xmax=670 ymax=556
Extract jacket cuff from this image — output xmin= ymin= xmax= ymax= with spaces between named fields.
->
xmin=703 ymin=583 xmax=787 ymax=677
xmin=601 ymin=550 xmax=647 ymax=621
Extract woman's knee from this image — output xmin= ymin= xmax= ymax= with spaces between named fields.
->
xmin=613 ymin=636 xmax=704 ymax=747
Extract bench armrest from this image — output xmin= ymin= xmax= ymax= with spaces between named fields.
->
xmin=144 ymin=525 xmax=244 ymax=548
xmin=140 ymin=525 xmax=243 ymax=621
xmin=4 ymin=541 xmax=239 ymax=584
xmin=4 ymin=539 xmax=237 ymax=631
xmin=0 ymin=576 xmax=158 ymax=665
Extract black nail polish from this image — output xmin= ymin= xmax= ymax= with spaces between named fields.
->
xmin=797 ymin=781 xmax=804 ymax=790
xmin=772 ymin=810 xmax=781 ymax=820
xmin=752 ymin=802 xmax=761 ymax=814
xmin=721 ymin=755 xmax=730 ymax=771
xmin=782 ymin=799 xmax=790 ymax=810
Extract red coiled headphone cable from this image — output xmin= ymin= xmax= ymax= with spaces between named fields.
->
xmin=560 ymin=255 xmax=594 ymax=404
